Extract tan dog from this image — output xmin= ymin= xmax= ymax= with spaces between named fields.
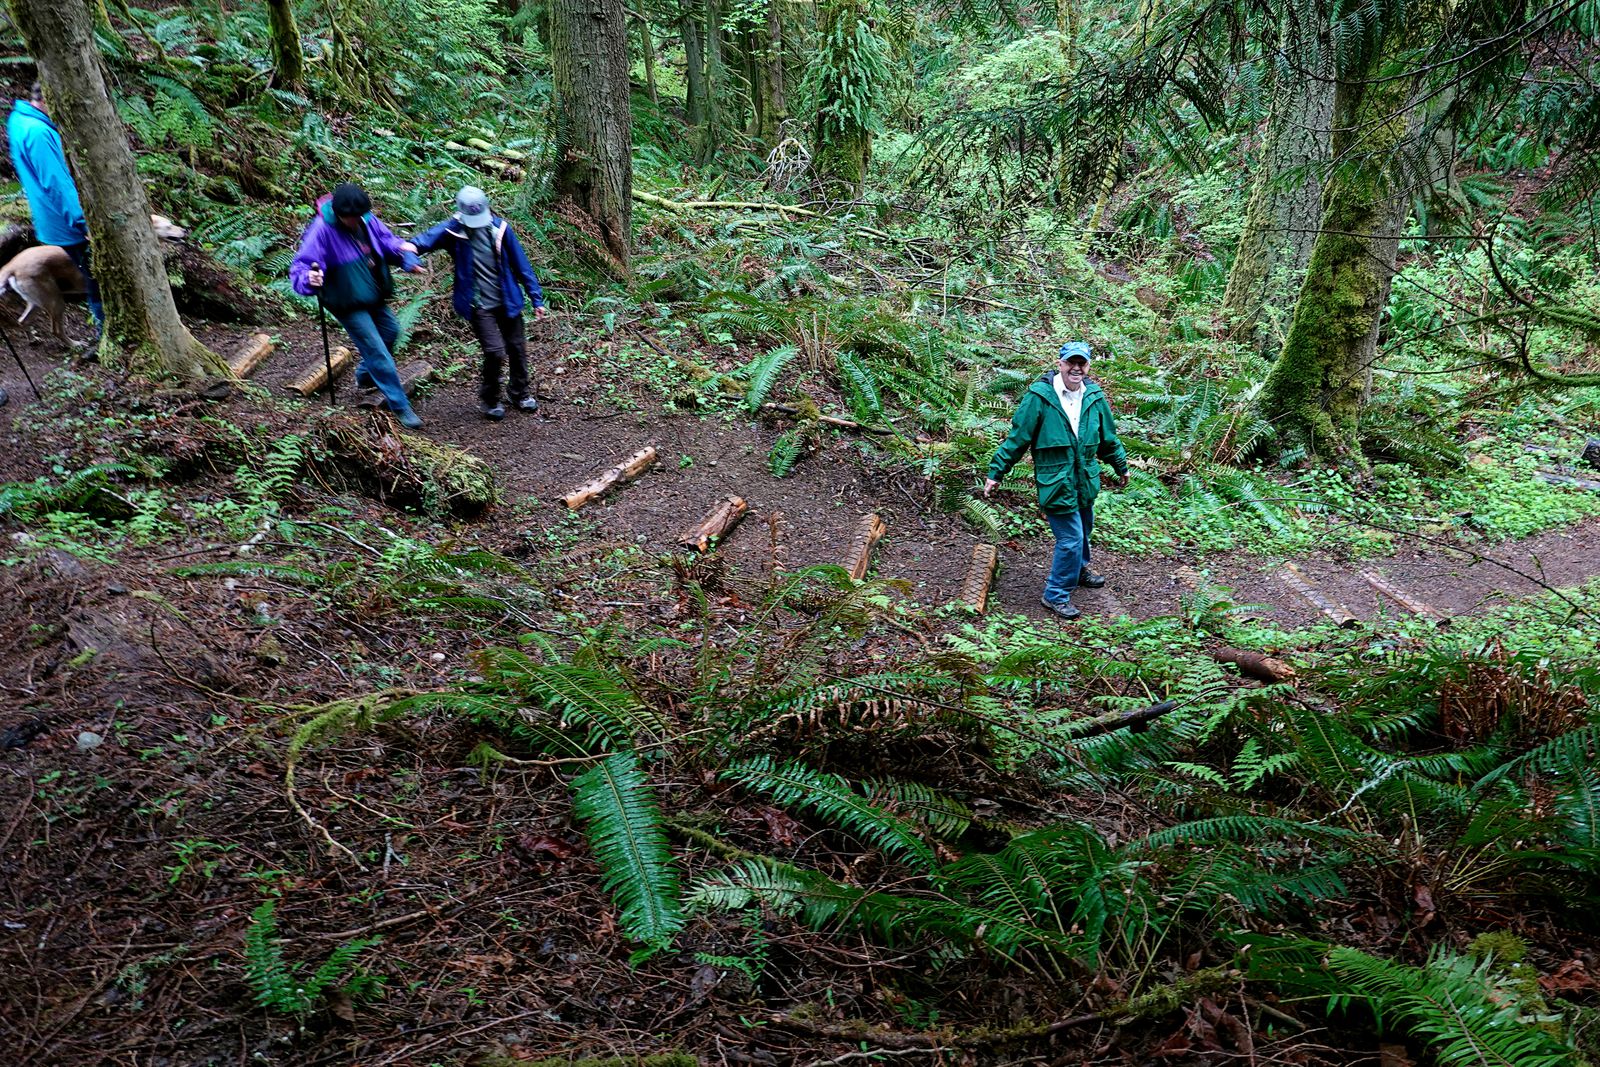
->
xmin=0 ymin=215 xmax=187 ymax=344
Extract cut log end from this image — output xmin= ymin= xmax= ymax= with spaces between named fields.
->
xmin=1279 ymin=562 xmax=1359 ymax=628
xmin=1211 ymin=646 xmax=1297 ymax=683
xmin=1360 ymin=569 xmax=1450 ymax=628
xmin=355 ymin=361 xmax=435 ymax=407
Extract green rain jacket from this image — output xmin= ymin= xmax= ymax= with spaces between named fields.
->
xmin=988 ymin=371 xmax=1128 ymax=515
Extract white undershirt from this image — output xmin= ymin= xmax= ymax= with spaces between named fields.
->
xmin=1053 ymin=371 xmax=1084 ymax=436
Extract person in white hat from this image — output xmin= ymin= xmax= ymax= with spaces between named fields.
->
xmin=412 ymin=186 xmax=548 ymax=420
xmin=984 ymin=341 xmax=1127 ymax=620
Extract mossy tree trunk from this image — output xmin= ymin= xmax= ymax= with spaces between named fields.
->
xmin=756 ymin=0 xmax=787 ymax=147
xmin=1259 ymin=45 xmax=1422 ymax=461
xmin=8 ymin=0 xmax=226 ymax=380
xmin=265 ymin=0 xmax=304 ymax=90
xmin=634 ymin=10 xmax=659 ymax=106
xmin=1221 ymin=7 xmax=1333 ymax=351
xmin=681 ymin=3 xmax=708 ymax=128
xmin=812 ymin=0 xmax=881 ymax=198
xmin=550 ymin=0 xmax=634 ymax=273
xmin=695 ymin=0 xmax=725 ymax=164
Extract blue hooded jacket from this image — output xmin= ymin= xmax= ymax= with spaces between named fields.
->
xmin=411 ymin=216 xmax=543 ymax=319
xmin=7 ymin=100 xmax=88 ymax=247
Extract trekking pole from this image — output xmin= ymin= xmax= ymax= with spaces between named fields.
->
xmin=0 ymin=317 xmax=40 ymax=399
xmin=313 ymin=263 xmax=335 ymax=406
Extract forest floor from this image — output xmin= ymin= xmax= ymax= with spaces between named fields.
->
xmin=3 ymin=310 xmax=1600 ymax=1067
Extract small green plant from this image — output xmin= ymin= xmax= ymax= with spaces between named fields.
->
xmin=166 ymin=839 xmax=236 ymax=884
xmin=243 ymin=900 xmax=384 ymax=1016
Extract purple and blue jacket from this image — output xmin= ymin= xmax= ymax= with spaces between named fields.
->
xmin=289 ymin=194 xmax=419 ymax=314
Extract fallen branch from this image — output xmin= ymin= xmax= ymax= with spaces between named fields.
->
xmin=679 ymin=494 xmax=748 ymax=551
xmin=1062 ymin=699 xmax=1178 ymax=739
xmin=1210 ymin=646 xmax=1296 ymax=683
xmin=633 ymin=188 xmax=895 ymax=241
xmin=287 ymin=344 xmax=353 ymax=396
xmin=1360 ymin=569 xmax=1450 ymax=627
xmin=763 ymin=402 xmax=894 ymax=435
xmin=841 ymin=513 xmax=887 ymax=580
xmin=1536 ymin=469 xmax=1600 ymax=491
xmin=228 ymin=332 xmax=274 ymax=378
xmin=958 ymin=543 xmax=999 ymax=613
xmin=562 ymin=445 xmax=658 ymax=509
xmin=1279 ymin=562 xmax=1358 ymax=628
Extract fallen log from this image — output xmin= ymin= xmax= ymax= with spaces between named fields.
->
xmin=1279 ymin=562 xmax=1358 ymax=628
xmin=1536 ymin=469 xmax=1600 ymax=492
xmin=228 ymin=332 xmax=274 ymax=378
xmin=1584 ymin=439 xmax=1600 ymax=472
xmin=355 ymin=361 xmax=435 ymax=407
xmin=842 ymin=513 xmax=887 ymax=580
xmin=959 ymin=543 xmax=999 ymax=612
xmin=1360 ymin=569 xmax=1450 ymax=627
xmin=562 ymin=446 xmax=658 ymax=510
xmin=761 ymin=402 xmax=894 ymax=435
xmin=1211 ymin=646 xmax=1296 ymax=683
xmin=767 ymin=509 xmax=789 ymax=575
xmin=287 ymin=345 xmax=354 ymax=397
xmin=678 ymin=495 xmax=748 ymax=551
xmin=1064 ymin=699 xmax=1179 ymax=739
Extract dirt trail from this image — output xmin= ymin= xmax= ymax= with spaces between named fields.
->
xmin=3 ymin=317 xmax=1597 ymax=631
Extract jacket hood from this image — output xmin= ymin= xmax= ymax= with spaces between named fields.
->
xmin=316 ymin=193 xmax=375 ymax=227
xmin=10 ymin=100 xmax=49 ymax=122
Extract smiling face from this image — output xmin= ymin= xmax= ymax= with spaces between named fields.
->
xmin=1058 ymin=357 xmax=1089 ymax=392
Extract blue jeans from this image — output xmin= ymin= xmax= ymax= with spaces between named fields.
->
xmin=1043 ymin=507 xmax=1094 ymax=605
xmin=61 ymin=242 xmax=103 ymax=326
xmin=334 ymin=305 xmax=414 ymax=417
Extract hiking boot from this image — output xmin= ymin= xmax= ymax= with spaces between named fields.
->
xmin=355 ymin=370 xmax=377 ymax=390
xmin=397 ymin=410 xmax=423 ymax=430
xmin=1041 ymin=596 xmax=1081 ymax=621
xmin=515 ymin=396 xmax=539 ymax=413
xmin=480 ymin=402 xmax=506 ymax=421
xmin=1078 ymin=569 xmax=1107 ymax=589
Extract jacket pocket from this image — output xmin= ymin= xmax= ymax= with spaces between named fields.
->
xmin=1034 ymin=459 xmax=1077 ymax=512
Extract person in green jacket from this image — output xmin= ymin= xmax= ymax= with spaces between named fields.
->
xmin=984 ymin=341 xmax=1128 ymax=621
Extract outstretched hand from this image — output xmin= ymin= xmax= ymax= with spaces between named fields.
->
xmin=983 ymin=478 xmax=999 ymax=498
xmin=533 ymin=306 xmax=549 ymax=320
xmin=1107 ymin=470 xmax=1128 ymax=489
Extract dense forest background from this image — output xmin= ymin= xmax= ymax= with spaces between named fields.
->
xmin=1 ymin=0 xmax=1599 ymax=1064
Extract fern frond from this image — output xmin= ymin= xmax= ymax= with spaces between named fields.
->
xmin=570 ymin=753 xmax=684 ymax=948
xmin=744 ymin=344 xmax=799 ymax=410
xmin=722 ymin=756 xmax=937 ymax=870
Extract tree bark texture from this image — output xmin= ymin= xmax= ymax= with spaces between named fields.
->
xmin=696 ymin=0 xmax=725 ymax=163
xmin=8 ymin=0 xmax=225 ymax=380
xmin=756 ymin=0 xmax=787 ymax=146
xmin=635 ymin=11 xmax=659 ymax=105
xmin=1221 ymin=10 xmax=1333 ymax=350
xmin=550 ymin=0 xmax=634 ymax=273
xmin=682 ymin=6 xmax=708 ymax=128
xmin=265 ymin=0 xmax=304 ymax=90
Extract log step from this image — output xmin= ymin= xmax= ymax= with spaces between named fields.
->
xmin=679 ymin=495 xmax=748 ymax=552
xmin=562 ymin=446 xmax=658 ymax=510
xmin=287 ymin=345 xmax=354 ymax=396
xmin=228 ymin=332 xmax=274 ymax=378
xmin=959 ymin=543 xmax=999 ymax=612
xmin=355 ymin=361 xmax=436 ymax=407
xmin=1279 ymin=562 xmax=1358 ymax=628
xmin=841 ymin=513 xmax=886 ymax=580
xmin=1360 ymin=569 xmax=1450 ymax=627
xmin=1536 ymin=470 xmax=1600 ymax=492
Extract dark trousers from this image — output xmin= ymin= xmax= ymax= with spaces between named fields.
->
xmin=60 ymin=242 xmax=103 ymax=325
xmin=470 ymin=306 xmax=529 ymax=406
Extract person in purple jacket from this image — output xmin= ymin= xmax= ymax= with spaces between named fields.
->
xmin=289 ymin=183 xmax=426 ymax=428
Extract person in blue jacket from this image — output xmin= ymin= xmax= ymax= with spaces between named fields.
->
xmin=411 ymin=186 xmax=547 ymax=420
xmin=7 ymin=82 xmax=101 ymax=333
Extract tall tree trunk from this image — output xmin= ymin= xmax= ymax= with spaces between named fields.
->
xmin=696 ymin=0 xmax=724 ymax=163
xmin=812 ymin=0 xmax=881 ymax=197
xmin=550 ymin=0 xmax=634 ymax=273
xmin=1260 ymin=43 xmax=1426 ymax=460
xmin=758 ymin=0 xmax=786 ymax=146
xmin=8 ymin=0 xmax=225 ymax=380
xmin=634 ymin=10 xmax=659 ymax=106
xmin=265 ymin=0 xmax=304 ymax=91
xmin=1221 ymin=12 xmax=1333 ymax=350
xmin=682 ymin=7 xmax=708 ymax=128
